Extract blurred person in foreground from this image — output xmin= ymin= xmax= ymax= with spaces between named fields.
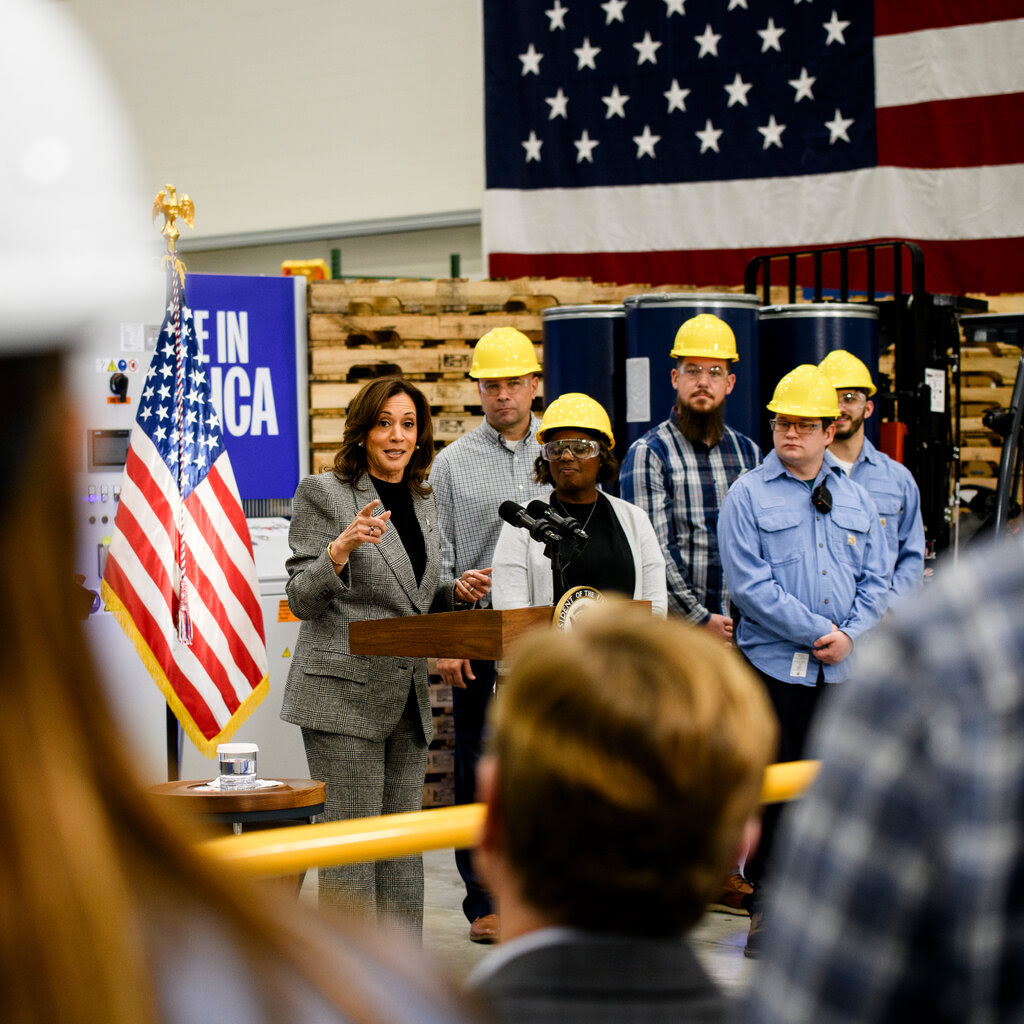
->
xmin=744 ymin=529 xmax=1024 ymax=1023
xmin=467 ymin=603 xmax=777 ymax=1023
xmin=492 ymin=393 xmax=667 ymax=615
xmin=0 ymin=2 xmax=483 ymax=1022
xmin=282 ymin=375 xmax=491 ymax=930
xmin=9 ymin=368 xmax=485 ymax=1024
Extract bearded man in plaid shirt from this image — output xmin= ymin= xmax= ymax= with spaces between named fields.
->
xmin=621 ymin=312 xmax=760 ymax=914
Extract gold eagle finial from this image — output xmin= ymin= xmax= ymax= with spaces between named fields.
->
xmin=153 ymin=184 xmax=195 ymax=282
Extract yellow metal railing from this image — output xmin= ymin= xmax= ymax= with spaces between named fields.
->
xmin=759 ymin=758 xmax=818 ymax=805
xmin=201 ymin=760 xmax=819 ymax=877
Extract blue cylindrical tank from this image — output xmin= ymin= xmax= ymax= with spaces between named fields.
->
xmin=622 ymin=292 xmax=761 ymax=447
xmin=758 ymin=303 xmax=880 ymax=451
xmin=541 ymin=304 xmax=626 ymax=457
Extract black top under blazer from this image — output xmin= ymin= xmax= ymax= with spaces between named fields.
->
xmin=280 ymin=471 xmax=456 ymax=744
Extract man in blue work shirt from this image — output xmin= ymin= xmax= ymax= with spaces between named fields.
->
xmin=819 ymin=349 xmax=925 ymax=601
xmin=719 ymin=364 xmax=890 ymax=958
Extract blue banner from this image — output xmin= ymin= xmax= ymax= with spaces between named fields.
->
xmin=185 ymin=274 xmax=305 ymax=501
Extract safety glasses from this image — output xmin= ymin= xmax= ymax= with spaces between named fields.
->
xmin=541 ymin=438 xmax=601 ymax=461
xmin=837 ymin=391 xmax=868 ymax=406
xmin=770 ymin=418 xmax=822 ymax=435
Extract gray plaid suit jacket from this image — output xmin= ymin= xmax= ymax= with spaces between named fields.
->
xmin=280 ymin=471 xmax=456 ymax=743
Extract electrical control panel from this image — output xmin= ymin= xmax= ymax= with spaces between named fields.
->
xmin=70 ymin=323 xmax=160 ymax=594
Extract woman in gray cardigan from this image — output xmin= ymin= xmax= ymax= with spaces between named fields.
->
xmin=282 ymin=377 xmax=491 ymax=930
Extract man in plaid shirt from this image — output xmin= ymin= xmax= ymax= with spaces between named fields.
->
xmin=620 ymin=314 xmax=760 ymax=643
xmin=745 ymin=531 xmax=1024 ymax=1022
xmin=429 ymin=326 xmax=548 ymax=944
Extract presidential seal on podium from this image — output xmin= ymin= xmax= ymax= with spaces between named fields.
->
xmin=552 ymin=586 xmax=604 ymax=630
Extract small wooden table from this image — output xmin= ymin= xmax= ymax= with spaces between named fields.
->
xmin=148 ymin=777 xmax=325 ymax=835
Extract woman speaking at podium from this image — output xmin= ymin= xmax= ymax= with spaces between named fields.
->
xmin=492 ymin=393 xmax=666 ymax=615
xmin=282 ymin=376 xmax=491 ymax=930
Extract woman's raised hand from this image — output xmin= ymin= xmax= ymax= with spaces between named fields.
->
xmin=328 ymin=501 xmax=392 ymax=569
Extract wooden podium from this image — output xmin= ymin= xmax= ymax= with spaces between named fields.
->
xmin=349 ymin=606 xmax=554 ymax=660
xmin=349 ymin=602 xmax=652 ymax=660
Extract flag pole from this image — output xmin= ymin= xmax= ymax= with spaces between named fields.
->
xmin=153 ymin=184 xmax=195 ymax=781
xmin=103 ymin=183 xmax=268 ymax=780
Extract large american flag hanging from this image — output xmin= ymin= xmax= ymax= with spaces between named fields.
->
xmin=102 ymin=267 xmax=268 ymax=758
xmin=483 ymin=1 xmax=1024 ymax=294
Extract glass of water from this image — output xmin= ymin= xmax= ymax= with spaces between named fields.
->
xmin=217 ymin=742 xmax=258 ymax=790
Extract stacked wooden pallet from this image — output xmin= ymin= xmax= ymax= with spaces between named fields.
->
xmin=310 ymin=275 xmax=658 ymax=314
xmin=958 ymin=339 xmax=1022 ymax=490
xmin=424 ymin=679 xmax=455 ymax=808
xmin=306 ymin=276 xmax=747 ymax=471
xmin=957 ymin=300 xmax=1024 ymax=493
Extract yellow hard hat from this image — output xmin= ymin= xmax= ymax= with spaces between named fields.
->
xmin=767 ymin=364 xmax=841 ymax=418
xmin=818 ymin=349 xmax=877 ymax=397
xmin=669 ymin=313 xmax=739 ymax=362
xmin=537 ymin=392 xmax=615 ymax=448
xmin=470 ymin=326 xmax=542 ymax=379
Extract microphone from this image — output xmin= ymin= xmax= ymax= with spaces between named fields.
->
xmin=498 ymin=501 xmax=562 ymax=546
xmin=526 ymin=499 xmax=589 ymax=543
xmin=498 ymin=500 xmax=531 ymax=529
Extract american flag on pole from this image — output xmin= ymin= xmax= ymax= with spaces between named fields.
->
xmin=483 ymin=1 xmax=1024 ymax=294
xmin=101 ymin=266 xmax=268 ymax=758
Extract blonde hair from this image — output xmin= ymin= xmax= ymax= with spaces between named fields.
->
xmin=490 ymin=602 xmax=777 ymax=936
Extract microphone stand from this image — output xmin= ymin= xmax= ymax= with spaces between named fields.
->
xmin=545 ymin=532 xmax=586 ymax=598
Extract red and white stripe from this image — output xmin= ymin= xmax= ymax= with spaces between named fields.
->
xmin=485 ymin=5 xmax=1024 ymax=294
xmin=102 ymin=426 xmax=268 ymax=756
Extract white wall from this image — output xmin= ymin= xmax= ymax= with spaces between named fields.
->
xmin=181 ymin=223 xmax=484 ymax=279
xmin=66 ymin=0 xmax=485 ymax=272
